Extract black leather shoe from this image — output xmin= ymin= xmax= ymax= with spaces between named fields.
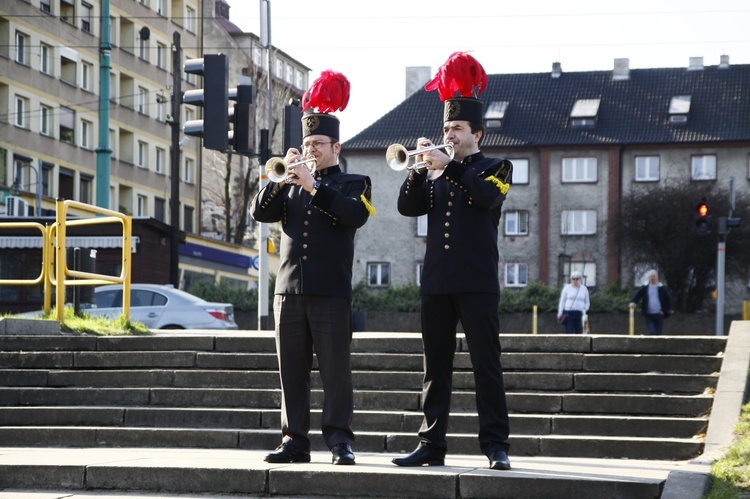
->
xmin=392 ymin=445 xmax=445 ymax=467
xmin=264 ymin=442 xmax=311 ymax=463
xmin=488 ymin=449 xmax=511 ymax=470
xmin=331 ymin=443 xmax=356 ymax=465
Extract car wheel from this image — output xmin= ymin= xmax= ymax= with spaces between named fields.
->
xmin=160 ymin=325 xmax=185 ymax=330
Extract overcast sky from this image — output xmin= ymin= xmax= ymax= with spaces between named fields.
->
xmin=225 ymin=0 xmax=750 ymax=141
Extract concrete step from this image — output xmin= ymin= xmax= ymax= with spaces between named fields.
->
xmin=0 ymin=407 xmax=708 ymax=438
xmin=0 ymin=427 xmax=704 ymax=460
xmin=0 ymin=368 xmax=718 ymax=393
xmin=0 ymin=447 xmax=675 ymax=499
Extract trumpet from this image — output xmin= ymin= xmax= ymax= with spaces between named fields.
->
xmin=265 ymin=156 xmax=317 ymax=183
xmin=385 ymin=142 xmax=454 ymax=172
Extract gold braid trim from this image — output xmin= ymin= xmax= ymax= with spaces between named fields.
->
xmin=485 ymin=175 xmax=510 ymax=195
xmin=360 ymin=194 xmax=376 ymax=217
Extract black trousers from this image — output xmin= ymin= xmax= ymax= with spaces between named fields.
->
xmin=418 ymin=293 xmax=510 ymax=455
xmin=273 ymin=294 xmax=354 ymax=451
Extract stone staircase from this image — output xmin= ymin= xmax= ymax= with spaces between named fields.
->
xmin=0 ymin=331 xmax=730 ymax=498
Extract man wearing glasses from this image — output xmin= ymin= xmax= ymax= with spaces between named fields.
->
xmin=251 ymin=71 xmax=375 ymax=466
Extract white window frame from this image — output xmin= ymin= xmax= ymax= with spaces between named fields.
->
xmin=691 ymin=154 xmax=717 ymax=180
xmin=80 ymin=120 xmax=93 ymax=149
xmin=505 ymin=263 xmax=528 ymax=288
xmin=367 ymin=262 xmax=391 ymax=287
xmin=508 ymin=158 xmax=529 ymax=184
xmin=14 ymin=96 xmax=28 ymax=128
xmin=156 ymin=95 xmax=166 ymax=121
xmin=184 ymin=157 xmax=194 ymax=183
xmin=505 ymin=210 xmax=529 ymax=236
xmin=15 ymin=31 xmax=29 ymax=65
xmin=562 ymin=157 xmax=597 ymax=183
xmin=417 ymin=214 xmax=427 ymax=237
xmin=40 ymin=43 xmax=52 ymax=74
xmin=156 ymin=0 xmax=165 ymax=15
xmin=137 ymin=141 xmax=148 ymax=168
xmin=40 ymin=105 xmax=52 ymax=136
xmin=137 ymin=87 xmax=148 ymax=114
xmin=137 ymin=194 xmax=147 ymax=217
xmin=155 ymin=147 xmax=165 ymax=174
xmin=81 ymin=61 xmax=93 ymax=91
xmin=156 ymin=42 xmax=167 ymax=69
xmin=81 ymin=2 xmax=92 ymax=33
xmin=185 ymin=5 xmax=196 ymax=32
xmin=561 ymin=210 xmax=597 ymax=235
xmin=635 ymin=155 xmax=660 ymax=182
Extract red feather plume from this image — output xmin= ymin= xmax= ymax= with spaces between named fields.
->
xmin=301 ymin=70 xmax=351 ymax=113
xmin=425 ymin=51 xmax=488 ymax=101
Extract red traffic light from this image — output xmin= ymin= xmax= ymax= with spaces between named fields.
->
xmin=696 ymin=202 xmax=709 ymax=217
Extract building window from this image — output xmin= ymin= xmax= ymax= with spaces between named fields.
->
xmin=635 ymin=156 xmax=660 ymax=182
xmin=668 ymin=95 xmax=691 ymax=125
xmin=504 ymin=210 xmax=529 ymax=236
xmin=137 ymin=87 xmax=148 ymax=114
xmin=59 ymin=167 xmax=74 ymax=199
xmin=156 ymin=0 xmax=165 ymax=15
xmin=562 ymin=157 xmax=597 ymax=183
xmin=80 ymin=120 xmax=93 ymax=149
xmin=295 ymin=68 xmax=305 ymax=90
xmin=60 ymin=54 xmax=76 ymax=85
xmin=285 ymin=64 xmax=294 ymax=84
xmin=138 ymin=30 xmax=148 ymax=60
xmin=367 ymin=262 xmax=390 ymax=287
xmin=137 ymin=141 xmax=148 ymax=168
xmin=156 ymin=42 xmax=167 ymax=69
xmin=15 ymin=31 xmax=29 ymax=65
xmin=691 ymin=155 xmax=716 ymax=180
xmin=14 ymin=96 xmax=29 ymax=128
xmin=484 ymin=101 xmax=509 ymax=129
xmin=40 ymin=43 xmax=52 ymax=74
xmin=81 ymin=2 xmax=92 ymax=33
xmin=184 ymin=157 xmax=194 ymax=183
xmin=81 ymin=61 xmax=93 ymax=91
xmin=570 ymin=98 xmax=600 ymax=127
xmin=154 ymin=197 xmax=166 ymax=222
xmin=40 ymin=105 xmax=52 ymax=136
xmin=60 ymin=0 xmax=75 ymax=23
xmin=185 ymin=6 xmax=196 ymax=32
xmin=40 ymin=0 xmax=52 ymax=13
xmin=59 ymin=106 xmax=75 ymax=143
xmin=79 ymin=174 xmax=93 ymax=204
xmin=183 ymin=205 xmax=194 ymax=233
xmin=509 ymin=158 xmax=529 ymax=184
xmin=155 ymin=147 xmax=166 ymax=174
xmin=561 ymin=210 xmax=597 ymax=235
xmin=275 ymin=58 xmax=284 ymax=78
xmin=504 ymin=263 xmax=528 ymax=288
xmin=416 ymin=263 xmax=423 ymax=286
xmin=156 ymin=95 xmax=166 ymax=121
xmin=417 ymin=214 xmax=427 ymax=237
xmin=137 ymin=195 xmax=147 ymax=216
xmin=41 ymin=162 xmax=54 ymax=197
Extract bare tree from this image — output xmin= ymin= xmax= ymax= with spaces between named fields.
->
xmin=615 ymin=179 xmax=750 ymax=312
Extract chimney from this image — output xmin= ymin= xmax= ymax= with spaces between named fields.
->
xmin=719 ymin=54 xmax=730 ymax=69
xmin=688 ymin=57 xmax=704 ymax=71
xmin=405 ymin=67 xmax=431 ymax=97
xmin=613 ymin=58 xmax=630 ymax=81
xmin=551 ymin=62 xmax=562 ymax=79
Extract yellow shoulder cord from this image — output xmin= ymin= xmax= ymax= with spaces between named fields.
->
xmin=485 ymin=175 xmax=510 ymax=195
xmin=360 ymin=194 xmax=376 ymax=217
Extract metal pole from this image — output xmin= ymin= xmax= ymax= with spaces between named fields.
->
xmin=258 ymin=0 xmax=272 ymax=331
xmin=95 ymin=0 xmax=111 ymax=208
xmin=169 ymin=32 xmax=182 ymax=287
xmin=716 ymin=239 xmax=725 ymax=336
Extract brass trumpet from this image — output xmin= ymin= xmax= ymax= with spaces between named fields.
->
xmin=385 ymin=142 xmax=454 ymax=171
xmin=265 ymin=156 xmax=317 ymax=183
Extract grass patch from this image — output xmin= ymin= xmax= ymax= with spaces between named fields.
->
xmin=707 ymin=401 xmax=750 ymax=498
xmin=11 ymin=307 xmax=150 ymax=336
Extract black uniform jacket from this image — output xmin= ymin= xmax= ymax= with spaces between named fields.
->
xmin=398 ymin=152 xmax=508 ymax=295
xmin=251 ymin=165 xmax=372 ymax=299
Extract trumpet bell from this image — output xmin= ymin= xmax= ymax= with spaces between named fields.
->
xmin=265 ymin=157 xmax=288 ymax=183
xmin=386 ymin=144 xmax=410 ymax=171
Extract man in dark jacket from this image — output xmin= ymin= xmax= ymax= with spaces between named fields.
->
xmin=251 ymin=71 xmax=374 ymax=466
xmin=629 ymin=269 xmax=673 ymax=335
xmin=392 ymin=52 xmax=513 ymax=471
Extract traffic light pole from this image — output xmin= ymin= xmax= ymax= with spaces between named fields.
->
xmin=169 ymin=32 xmax=182 ymax=287
xmin=258 ymin=0 xmax=272 ymax=331
xmin=715 ymin=237 xmax=725 ymax=336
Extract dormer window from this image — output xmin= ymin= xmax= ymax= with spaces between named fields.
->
xmin=570 ymin=98 xmax=600 ymax=127
xmin=484 ymin=101 xmax=509 ymax=129
xmin=669 ymin=95 xmax=691 ymax=124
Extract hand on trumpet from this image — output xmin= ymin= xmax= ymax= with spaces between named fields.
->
xmin=282 ymin=148 xmax=315 ymax=191
xmin=415 ymin=137 xmax=452 ymax=172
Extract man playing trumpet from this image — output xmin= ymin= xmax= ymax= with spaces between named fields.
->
xmin=251 ymin=70 xmax=375 ymax=466
xmin=394 ymin=52 xmax=513 ymax=471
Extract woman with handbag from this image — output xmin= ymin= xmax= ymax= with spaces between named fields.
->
xmin=557 ymin=271 xmax=590 ymax=334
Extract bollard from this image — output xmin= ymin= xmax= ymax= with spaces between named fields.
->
xmin=629 ymin=307 xmax=635 ymax=335
xmin=532 ymin=305 xmax=537 ymax=335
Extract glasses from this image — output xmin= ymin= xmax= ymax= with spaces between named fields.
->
xmin=571 ymin=277 xmax=581 ymax=280
xmin=301 ymin=141 xmax=333 ymax=151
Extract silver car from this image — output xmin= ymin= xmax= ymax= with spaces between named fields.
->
xmin=89 ymin=284 xmax=238 ymax=330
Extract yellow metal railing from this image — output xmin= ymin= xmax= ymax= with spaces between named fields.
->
xmin=1 ymin=199 xmax=132 ymax=326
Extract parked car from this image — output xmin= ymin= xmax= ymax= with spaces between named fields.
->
xmin=87 ymin=284 xmax=238 ymax=330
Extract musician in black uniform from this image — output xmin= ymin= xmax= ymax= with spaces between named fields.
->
xmin=392 ymin=53 xmax=512 ymax=471
xmin=251 ymin=71 xmax=374 ymax=466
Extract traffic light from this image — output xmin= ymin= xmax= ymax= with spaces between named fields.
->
xmin=695 ymin=199 xmax=712 ymax=236
xmin=229 ymin=82 xmax=255 ymax=155
xmin=283 ymin=99 xmax=303 ymax=152
xmin=183 ymin=54 xmax=229 ymax=151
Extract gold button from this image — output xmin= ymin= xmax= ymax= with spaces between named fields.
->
xmin=446 ymin=211 xmax=451 ymax=216
xmin=445 ymin=222 xmax=450 ymax=227
xmin=448 ymin=201 xmax=453 ymax=207
xmin=444 ymin=244 xmax=450 ymax=250
xmin=302 ymin=255 xmax=308 ymax=260
xmin=304 ymin=221 xmax=309 ymax=226
xmin=450 ymin=192 xmax=455 ymax=197
xmin=307 ymin=210 xmax=312 ymax=215
xmin=303 ymin=232 xmax=308 ymax=237
xmin=303 ymin=244 xmax=308 ymax=249
xmin=444 ymin=233 xmax=450 ymax=238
